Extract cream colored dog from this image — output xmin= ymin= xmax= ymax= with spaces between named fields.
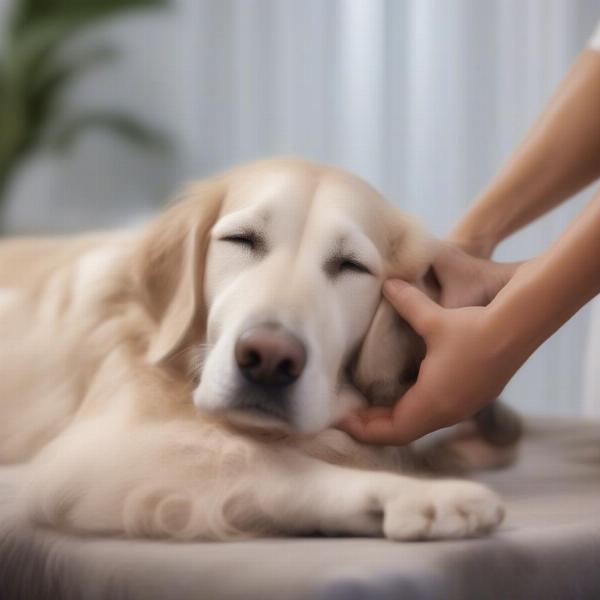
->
xmin=0 ymin=158 xmax=517 ymax=541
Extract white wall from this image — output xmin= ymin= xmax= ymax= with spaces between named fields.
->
xmin=5 ymin=0 xmax=600 ymax=415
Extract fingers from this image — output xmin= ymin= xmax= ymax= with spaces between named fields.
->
xmin=338 ymin=411 xmax=403 ymax=445
xmin=338 ymin=388 xmax=457 ymax=445
xmin=336 ymin=406 xmax=393 ymax=441
xmin=383 ymin=280 xmax=442 ymax=337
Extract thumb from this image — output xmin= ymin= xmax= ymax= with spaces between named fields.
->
xmin=383 ymin=279 xmax=442 ymax=337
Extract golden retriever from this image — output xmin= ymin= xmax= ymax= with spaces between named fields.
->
xmin=0 ymin=158 xmax=518 ymax=541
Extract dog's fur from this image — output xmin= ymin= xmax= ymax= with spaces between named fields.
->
xmin=0 ymin=159 xmax=519 ymax=541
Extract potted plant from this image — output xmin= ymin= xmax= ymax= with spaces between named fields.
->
xmin=0 ymin=0 xmax=169 ymax=229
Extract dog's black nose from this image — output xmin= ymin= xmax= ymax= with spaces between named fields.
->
xmin=235 ymin=324 xmax=306 ymax=387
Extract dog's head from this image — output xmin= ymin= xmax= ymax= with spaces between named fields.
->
xmin=137 ymin=159 xmax=434 ymax=434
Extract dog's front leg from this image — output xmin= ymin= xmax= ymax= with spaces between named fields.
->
xmin=246 ymin=449 xmax=505 ymax=540
xmin=22 ymin=419 xmax=503 ymax=541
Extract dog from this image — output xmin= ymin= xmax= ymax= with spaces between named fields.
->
xmin=0 ymin=158 xmax=519 ymax=541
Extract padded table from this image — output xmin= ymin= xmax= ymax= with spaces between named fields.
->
xmin=1 ymin=418 xmax=600 ymax=600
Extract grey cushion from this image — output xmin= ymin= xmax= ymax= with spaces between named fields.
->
xmin=2 ymin=418 xmax=600 ymax=600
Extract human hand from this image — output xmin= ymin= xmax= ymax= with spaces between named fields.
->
xmin=338 ymin=280 xmax=523 ymax=445
xmin=432 ymin=241 xmax=521 ymax=308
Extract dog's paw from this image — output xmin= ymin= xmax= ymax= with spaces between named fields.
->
xmin=382 ymin=480 xmax=504 ymax=541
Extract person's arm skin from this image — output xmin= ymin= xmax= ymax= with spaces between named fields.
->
xmin=452 ymin=49 xmax=600 ymax=258
xmin=429 ymin=48 xmax=600 ymax=310
xmin=338 ymin=192 xmax=600 ymax=445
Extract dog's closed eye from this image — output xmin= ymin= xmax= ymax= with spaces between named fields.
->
xmin=339 ymin=258 xmax=370 ymax=274
xmin=219 ymin=232 xmax=265 ymax=252
xmin=325 ymin=255 xmax=372 ymax=278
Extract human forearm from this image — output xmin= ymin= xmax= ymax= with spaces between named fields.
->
xmin=487 ymin=191 xmax=600 ymax=363
xmin=452 ymin=50 xmax=600 ymax=257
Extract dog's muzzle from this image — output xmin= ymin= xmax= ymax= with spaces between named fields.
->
xmin=235 ymin=323 xmax=306 ymax=387
xmin=232 ymin=323 xmax=306 ymax=422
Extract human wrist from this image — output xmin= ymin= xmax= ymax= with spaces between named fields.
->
xmin=451 ymin=175 xmax=548 ymax=258
xmin=480 ymin=303 xmax=526 ymax=371
xmin=448 ymin=217 xmax=501 ymax=259
xmin=447 ymin=233 xmax=497 ymax=259
xmin=483 ymin=259 xmax=556 ymax=366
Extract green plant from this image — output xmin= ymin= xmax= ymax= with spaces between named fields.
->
xmin=0 ymin=0 xmax=169 ymax=226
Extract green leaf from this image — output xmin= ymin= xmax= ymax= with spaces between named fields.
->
xmin=2 ymin=48 xmax=117 ymax=163
xmin=31 ymin=45 xmax=117 ymax=100
xmin=0 ymin=0 xmax=172 ymax=211
xmin=47 ymin=111 xmax=169 ymax=152
xmin=0 ymin=56 xmax=5 ymax=101
xmin=9 ymin=0 xmax=169 ymax=38
xmin=6 ymin=0 xmax=169 ymax=85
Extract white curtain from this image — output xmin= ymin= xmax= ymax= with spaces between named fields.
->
xmin=583 ymin=298 xmax=600 ymax=416
xmin=183 ymin=0 xmax=600 ymax=416
xmin=6 ymin=0 xmax=600 ymax=415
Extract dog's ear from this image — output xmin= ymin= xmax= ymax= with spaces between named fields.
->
xmin=352 ymin=211 xmax=436 ymax=406
xmin=135 ymin=178 xmax=225 ymax=364
xmin=352 ymin=299 xmax=425 ymax=406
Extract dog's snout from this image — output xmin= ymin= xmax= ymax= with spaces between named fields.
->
xmin=235 ymin=325 xmax=306 ymax=387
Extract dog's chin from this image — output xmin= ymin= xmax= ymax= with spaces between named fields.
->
xmin=224 ymin=408 xmax=291 ymax=433
xmin=195 ymin=383 xmax=334 ymax=437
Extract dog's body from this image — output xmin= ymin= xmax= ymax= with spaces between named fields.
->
xmin=0 ymin=159 xmax=517 ymax=541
